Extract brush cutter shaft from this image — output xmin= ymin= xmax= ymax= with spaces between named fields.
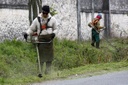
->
xmin=36 ymin=44 xmax=42 ymax=74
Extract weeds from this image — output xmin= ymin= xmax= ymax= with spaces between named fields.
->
xmin=0 ymin=38 xmax=127 ymax=84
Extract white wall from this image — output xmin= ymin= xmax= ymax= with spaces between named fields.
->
xmin=0 ymin=0 xmax=128 ymax=41
xmin=0 ymin=9 xmax=29 ymax=41
xmin=111 ymin=14 xmax=128 ymax=38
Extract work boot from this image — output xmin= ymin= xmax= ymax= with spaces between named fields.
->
xmin=91 ymin=43 xmax=95 ymax=47
xmin=38 ymin=74 xmax=43 ymax=78
xmin=96 ymin=42 xmax=100 ymax=49
xmin=51 ymin=33 xmax=55 ymax=39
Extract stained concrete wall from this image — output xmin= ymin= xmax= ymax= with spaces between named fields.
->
xmin=80 ymin=0 xmax=128 ymax=13
xmin=0 ymin=0 xmax=28 ymax=5
xmin=0 ymin=0 xmax=127 ymax=41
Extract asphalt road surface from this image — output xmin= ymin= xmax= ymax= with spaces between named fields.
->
xmin=32 ymin=71 xmax=128 ymax=85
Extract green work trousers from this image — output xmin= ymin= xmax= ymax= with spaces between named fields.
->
xmin=91 ymin=29 xmax=100 ymax=48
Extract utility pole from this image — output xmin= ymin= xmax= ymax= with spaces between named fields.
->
xmin=77 ymin=0 xmax=81 ymax=42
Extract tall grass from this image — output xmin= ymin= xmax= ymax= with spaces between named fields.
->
xmin=0 ymin=38 xmax=127 ymax=84
xmin=0 ymin=39 xmax=37 ymax=79
xmin=53 ymin=38 xmax=128 ymax=70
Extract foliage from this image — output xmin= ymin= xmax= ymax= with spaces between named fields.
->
xmin=50 ymin=5 xmax=58 ymax=16
xmin=0 ymin=39 xmax=37 ymax=79
xmin=53 ymin=38 xmax=128 ymax=70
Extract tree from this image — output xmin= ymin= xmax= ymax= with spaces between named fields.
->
xmin=28 ymin=0 xmax=42 ymax=25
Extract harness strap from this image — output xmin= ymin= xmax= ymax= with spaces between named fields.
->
xmin=37 ymin=17 xmax=51 ymax=35
xmin=37 ymin=17 xmax=42 ymax=35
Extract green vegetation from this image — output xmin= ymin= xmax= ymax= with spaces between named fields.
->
xmin=53 ymin=38 xmax=128 ymax=69
xmin=50 ymin=4 xmax=58 ymax=16
xmin=0 ymin=38 xmax=128 ymax=84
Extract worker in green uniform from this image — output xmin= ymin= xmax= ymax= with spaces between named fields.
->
xmin=88 ymin=14 xmax=105 ymax=48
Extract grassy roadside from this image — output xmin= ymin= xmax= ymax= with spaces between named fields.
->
xmin=39 ymin=61 xmax=128 ymax=79
xmin=39 ymin=61 xmax=128 ymax=80
xmin=0 ymin=38 xmax=127 ymax=85
xmin=3 ymin=61 xmax=128 ymax=85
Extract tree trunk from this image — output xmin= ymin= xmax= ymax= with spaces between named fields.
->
xmin=32 ymin=0 xmax=38 ymax=20
xmin=28 ymin=0 xmax=32 ymax=25
xmin=28 ymin=0 xmax=42 ymax=25
xmin=37 ymin=0 xmax=42 ymax=13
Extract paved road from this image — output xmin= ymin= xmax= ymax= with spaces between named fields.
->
xmin=32 ymin=71 xmax=128 ymax=85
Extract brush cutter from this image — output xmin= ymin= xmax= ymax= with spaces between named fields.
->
xmin=23 ymin=33 xmax=53 ymax=78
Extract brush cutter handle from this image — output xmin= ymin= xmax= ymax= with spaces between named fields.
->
xmin=22 ymin=32 xmax=54 ymax=44
xmin=26 ymin=39 xmax=52 ymax=44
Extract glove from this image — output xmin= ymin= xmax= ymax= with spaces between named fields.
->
xmin=51 ymin=33 xmax=55 ymax=39
xmin=23 ymin=32 xmax=28 ymax=40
